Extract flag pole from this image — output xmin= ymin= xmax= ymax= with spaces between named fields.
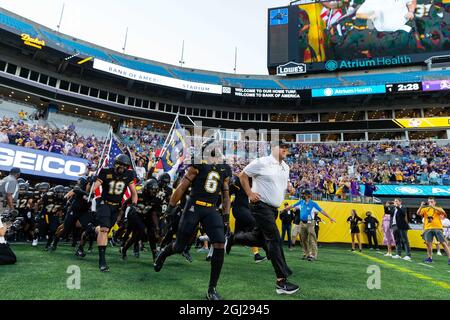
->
xmin=87 ymin=127 xmax=113 ymax=202
xmin=159 ymin=113 xmax=179 ymax=161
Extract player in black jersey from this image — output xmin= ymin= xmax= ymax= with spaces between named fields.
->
xmin=154 ymin=139 xmax=232 ymax=300
xmin=121 ymin=178 xmax=159 ymax=261
xmin=91 ymin=154 xmax=138 ymax=272
xmin=31 ymin=182 xmax=50 ymax=246
xmin=230 ymin=175 xmax=267 ymax=263
xmin=52 ymin=177 xmax=93 ymax=254
xmin=38 ymin=185 xmax=66 ymax=251
xmin=17 ymin=182 xmax=36 ymax=243
xmin=159 ymin=175 xmax=193 ymax=263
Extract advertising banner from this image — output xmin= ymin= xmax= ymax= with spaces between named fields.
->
xmin=93 ymin=59 xmax=223 ymax=95
xmin=312 ymin=85 xmax=386 ymax=97
xmin=0 ymin=143 xmax=88 ymax=181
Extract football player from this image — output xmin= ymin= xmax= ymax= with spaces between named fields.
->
xmin=91 ymin=154 xmax=138 ymax=272
xmin=154 ymin=139 xmax=232 ymax=300
xmin=38 ymin=185 xmax=66 ymax=251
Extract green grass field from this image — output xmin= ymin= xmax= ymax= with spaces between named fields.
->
xmin=2 ymin=243 xmax=449 ymax=300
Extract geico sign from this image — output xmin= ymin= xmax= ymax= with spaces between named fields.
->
xmin=0 ymin=147 xmax=86 ymax=177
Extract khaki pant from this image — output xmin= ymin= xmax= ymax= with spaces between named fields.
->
xmin=300 ymin=222 xmax=318 ymax=258
xmin=291 ymin=224 xmax=301 ymax=245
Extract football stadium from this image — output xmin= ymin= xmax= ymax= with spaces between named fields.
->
xmin=0 ymin=0 xmax=449 ymax=305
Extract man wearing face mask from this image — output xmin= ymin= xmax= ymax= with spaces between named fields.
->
xmin=91 ymin=154 xmax=138 ymax=272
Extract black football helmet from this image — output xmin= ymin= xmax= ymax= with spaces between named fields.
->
xmin=114 ymin=154 xmax=131 ymax=174
xmin=158 ymin=173 xmax=171 ymax=188
xmin=143 ymin=178 xmax=159 ymax=197
xmin=36 ymin=182 xmax=50 ymax=193
xmin=19 ymin=182 xmax=29 ymax=192
xmin=77 ymin=176 xmax=89 ymax=191
xmin=54 ymin=185 xmax=66 ymax=199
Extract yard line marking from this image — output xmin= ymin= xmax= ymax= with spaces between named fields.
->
xmin=355 ymin=252 xmax=450 ymax=291
xmin=418 ymin=263 xmax=434 ymax=268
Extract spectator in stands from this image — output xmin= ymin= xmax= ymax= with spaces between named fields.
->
xmin=347 ymin=210 xmax=363 ymax=252
xmin=382 ymin=203 xmax=396 ymax=257
xmin=135 ymin=158 xmax=147 ymax=181
xmin=39 ymin=139 xmax=50 ymax=152
xmin=364 ymin=211 xmax=379 ymax=250
xmin=363 ymin=179 xmax=377 ymax=203
xmin=0 ymin=127 xmax=9 ymax=143
xmin=350 ymin=177 xmax=361 ymax=202
xmin=429 ymin=170 xmax=439 ymax=185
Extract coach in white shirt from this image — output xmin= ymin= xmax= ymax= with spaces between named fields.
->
xmin=226 ymin=140 xmax=299 ymax=295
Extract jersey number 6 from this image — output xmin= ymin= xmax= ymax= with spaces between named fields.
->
xmin=204 ymin=171 xmax=220 ymax=193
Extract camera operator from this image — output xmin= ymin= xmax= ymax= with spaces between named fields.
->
xmin=417 ymin=197 xmax=450 ymax=265
xmin=0 ymin=217 xmax=17 ymax=265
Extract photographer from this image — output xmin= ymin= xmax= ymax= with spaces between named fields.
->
xmin=417 ymin=198 xmax=450 ymax=265
xmin=0 ymin=218 xmax=16 ymax=265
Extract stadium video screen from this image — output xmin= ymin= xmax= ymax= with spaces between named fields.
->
xmin=268 ymin=0 xmax=450 ymax=73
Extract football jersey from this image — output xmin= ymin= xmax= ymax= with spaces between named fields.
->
xmin=230 ymin=176 xmax=249 ymax=209
xmin=97 ymin=168 xmax=136 ymax=204
xmin=17 ymin=191 xmax=34 ymax=217
xmin=42 ymin=192 xmax=66 ymax=215
xmin=190 ymin=163 xmax=232 ymax=205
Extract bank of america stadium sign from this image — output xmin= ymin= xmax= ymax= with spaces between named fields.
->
xmin=93 ymin=59 xmax=223 ymax=95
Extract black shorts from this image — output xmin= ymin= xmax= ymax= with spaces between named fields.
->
xmin=128 ymin=213 xmax=146 ymax=233
xmin=232 ymin=205 xmax=256 ymax=233
xmin=96 ymin=204 xmax=119 ymax=229
xmin=174 ymin=204 xmax=224 ymax=252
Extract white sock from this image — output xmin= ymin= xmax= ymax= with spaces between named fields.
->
xmin=0 ymin=236 xmax=6 ymax=244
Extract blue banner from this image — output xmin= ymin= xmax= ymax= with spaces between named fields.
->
xmin=361 ymin=184 xmax=450 ymax=197
xmin=0 ymin=143 xmax=89 ymax=181
xmin=312 ymin=85 xmax=386 ymax=98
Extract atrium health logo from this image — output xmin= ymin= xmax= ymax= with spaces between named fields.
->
xmin=325 ymin=60 xmax=338 ymax=71
xmin=324 ymin=88 xmax=334 ymax=97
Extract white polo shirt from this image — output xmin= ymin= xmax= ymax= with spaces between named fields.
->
xmin=243 ymin=154 xmax=290 ymax=208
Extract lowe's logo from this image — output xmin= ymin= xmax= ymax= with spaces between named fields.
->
xmin=277 ymin=62 xmax=306 ymax=76
xmin=0 ymin=143 xmax=88 ymax=181
xmin=325 ymin=56 xmax=412 ymax=72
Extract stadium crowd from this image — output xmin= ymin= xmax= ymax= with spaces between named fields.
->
xmin=1 ymin=116 xmax=450 ymax=203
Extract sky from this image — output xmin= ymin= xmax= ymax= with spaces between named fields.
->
xmin=0 ymin=0 xmax=291 ymax=75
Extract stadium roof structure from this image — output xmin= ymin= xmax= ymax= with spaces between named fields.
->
xmin=1 ymin=7 xmax=450 ymax=92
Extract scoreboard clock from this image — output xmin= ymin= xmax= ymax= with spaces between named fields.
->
xmin=386 ymin=82 xmax=422 ymax=93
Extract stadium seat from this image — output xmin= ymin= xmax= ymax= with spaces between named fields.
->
xmin=170 ymin=68 xmax=222 ymax=85
xmin=0 ymin=10 xmax=39 ymax=37
xmin=40 ymin=30 xmax=112 ymax=62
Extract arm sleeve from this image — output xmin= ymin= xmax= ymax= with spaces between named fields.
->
xmin=243 ymin=158 xmax=262 ymax=178
xmin=5 ymin=181 xmax=17 ymax=194
xmin=292 ymin=200 xmax=302 ymax=208
xmin=313 ymin=202 xmax=324 ymax=213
